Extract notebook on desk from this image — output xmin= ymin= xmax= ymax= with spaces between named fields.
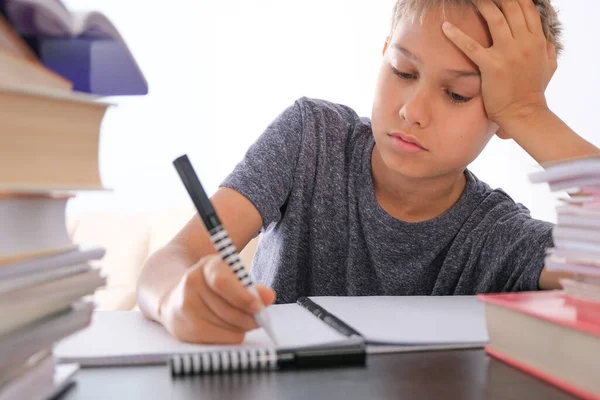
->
xmin=54 ymin=296 xmax=488 ymax=366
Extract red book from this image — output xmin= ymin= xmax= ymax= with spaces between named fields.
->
xmin=478 ymin=291 xmax=600 ymax=400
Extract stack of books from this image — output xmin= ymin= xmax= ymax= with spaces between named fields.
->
xmin=531 ymin=157 xmax=600 ymax=302
xmin=0 ymin=12 xmax=112 ymax=400
xmin=1 ymin=0 xmax=147 ymax=95
xmin=479 ymin=156 xmax=600 ymax=400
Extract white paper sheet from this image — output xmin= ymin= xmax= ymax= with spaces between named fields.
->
xmin=54 ymin=304 xmax=348 ymax=366
xmin=310 ymin=296 xmax=489 ymax=346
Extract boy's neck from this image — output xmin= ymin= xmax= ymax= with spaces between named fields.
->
xmin=371 ymin=146 xmax=467 ymax=223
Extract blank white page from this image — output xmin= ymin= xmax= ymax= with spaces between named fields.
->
xmin=54 ymin=303 xmax=348 ymax=366
xmin=309 ymin=296 xmax=489 ymax=346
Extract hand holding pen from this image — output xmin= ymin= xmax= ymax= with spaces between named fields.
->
xmin=163 ymin=155 xmax=278 ymax=345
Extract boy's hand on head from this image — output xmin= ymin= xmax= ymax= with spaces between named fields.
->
xmin=442 ymin=0 xmax=557 ymax=138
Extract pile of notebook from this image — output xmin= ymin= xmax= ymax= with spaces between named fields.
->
xmin=0 ymin=8 xmax=115 ymax=400
xmin=479 ymin=156 xmax=600 ymax=400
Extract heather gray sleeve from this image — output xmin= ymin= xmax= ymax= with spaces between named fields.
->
xmin=472 ymin=201 xmax=554 ymax=292
xmin=220 ymin=101 xmax=304 ymax=230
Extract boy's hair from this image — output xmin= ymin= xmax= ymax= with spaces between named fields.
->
xmin=391 ymin=0 xmax=563 ymax=56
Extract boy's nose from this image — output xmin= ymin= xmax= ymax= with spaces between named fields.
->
xmin=399 ymin=85 xmax=431 ymax=128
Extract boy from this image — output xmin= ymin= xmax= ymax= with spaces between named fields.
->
xmin=137 ymin=0 xmax=600 ymax=344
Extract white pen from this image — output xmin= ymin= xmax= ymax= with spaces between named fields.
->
xmin=173 ymin=154 xmax=277 ymax=344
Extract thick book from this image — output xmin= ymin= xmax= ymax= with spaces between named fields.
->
xmin=27 ymin=37 xmax=148 ymax=95
xmin=479 ymin=291 xmax=600 ymax=399
xmin=0 ymin=86 xmax=111 ymax=191
xmin=54 ymin=296 xmax=488 ymax=367
xmin=0 ymin=193 xmax=73 ymax=263
xmin=2 ymin=0 xmax=148 ymax=95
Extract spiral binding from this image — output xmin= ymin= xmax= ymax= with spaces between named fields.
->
xmin=210 ymin=226 xmax=252 ymax=287
xmin=170 ymin=348 xmax=278 ymax=376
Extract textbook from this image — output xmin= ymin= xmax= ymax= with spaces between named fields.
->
xmin=480 ymin=291 xmax=600 ymax=400
xmin=0 ymin=86 xmax=110 ymax=191
xmin=1 ymin=0 xmax=148 ymax=95
xmin=55 ymin=296 xmax=489 ymax=367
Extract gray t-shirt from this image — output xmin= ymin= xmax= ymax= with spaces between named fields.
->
xmin=221 ymin=98 xmax=554 ymax=304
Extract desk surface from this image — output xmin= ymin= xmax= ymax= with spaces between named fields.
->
xmin=58 ymin=349 xmax=576 ymax=400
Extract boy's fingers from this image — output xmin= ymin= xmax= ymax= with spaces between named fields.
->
xmin=475 ymin=0 xmax=513 ymax=45
xmin=516 ymin=0 xmax=544 ymax=35
xmin=198 ymin=278 xmax=259 ymax=332
xmin=182 ymin=264 xmax=251 ymax=332
xmin=202 ymin=256 xmax=260 ymax=313
xmin=499 ymin=0 xmax=529 ymax=38
xmin=442 ymin=22 xmax=488 ymax=67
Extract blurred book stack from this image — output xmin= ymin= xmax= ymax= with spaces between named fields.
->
xmin=531 ymin=156 xmax=600 ymax=302
xmin=0 ymin=3 xmax=118 ymax=399
xmin=478 ymin=156 xmax=600 ymax=400
xmin=1 ymin=0 xmax=147 ymax=96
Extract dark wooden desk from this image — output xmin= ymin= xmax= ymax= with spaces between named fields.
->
xmin=58 ymin=349 xmax=576 ymax=400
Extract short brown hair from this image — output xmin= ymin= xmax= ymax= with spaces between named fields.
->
xmin=390 ymin=0 xmax=563 ymax=56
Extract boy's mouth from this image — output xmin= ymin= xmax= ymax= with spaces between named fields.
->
xmin=388 ymin=132 xmax=428 ymax=153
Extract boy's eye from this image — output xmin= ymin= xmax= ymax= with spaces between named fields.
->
xmin=446 ymin=90 xmax=472 ymax=104
xmin=391 ymin=67 xmax=416 ymax=80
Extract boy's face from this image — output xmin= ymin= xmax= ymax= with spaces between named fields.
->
xmin=372 ymin=5 xmax=497 ymax=179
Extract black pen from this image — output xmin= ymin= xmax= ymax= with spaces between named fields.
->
xmin=169 ymin=341 xmax=366 ymax=376
xmin=297 ymin=297 xmax=363 ymax=339
xmin=173 ymin=154 xmax=277 ymax=344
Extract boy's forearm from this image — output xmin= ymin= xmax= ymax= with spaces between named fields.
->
xmin=502 ymin=108 xmax=600 ymax=165
xmin=136 ymin=244 xmax=197 ymax=323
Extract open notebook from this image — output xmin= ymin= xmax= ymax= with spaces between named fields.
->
xmin=54 ymin=296 xmax=488 ymax=366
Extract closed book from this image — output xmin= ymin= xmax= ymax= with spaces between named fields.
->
xmin=0 ymin=193 xmax=73 ymax=263
xmin=0 ymin=86 xmax=111 ymax=191
xmin=479 ymin=291 xmax=600 ymax=399
xmin=0 ymin=301 xmax=93 ymax=365
xmin=0 ymin=246 xmax=105 ymax=276
xmin=29 ymin=37 xmax=148 ymax=95
xmin=2 ymin=0 xmax=147 ymax=95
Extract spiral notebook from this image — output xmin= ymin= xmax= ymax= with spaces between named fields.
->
xmin=54 ymin=296 xmax=488 ymax=367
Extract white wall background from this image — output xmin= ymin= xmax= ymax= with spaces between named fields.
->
xmin=64 ymin=0 xmax=600 ymax=223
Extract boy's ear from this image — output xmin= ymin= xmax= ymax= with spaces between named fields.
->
xmin=382 ymin=37 xmax=390 ymax=56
